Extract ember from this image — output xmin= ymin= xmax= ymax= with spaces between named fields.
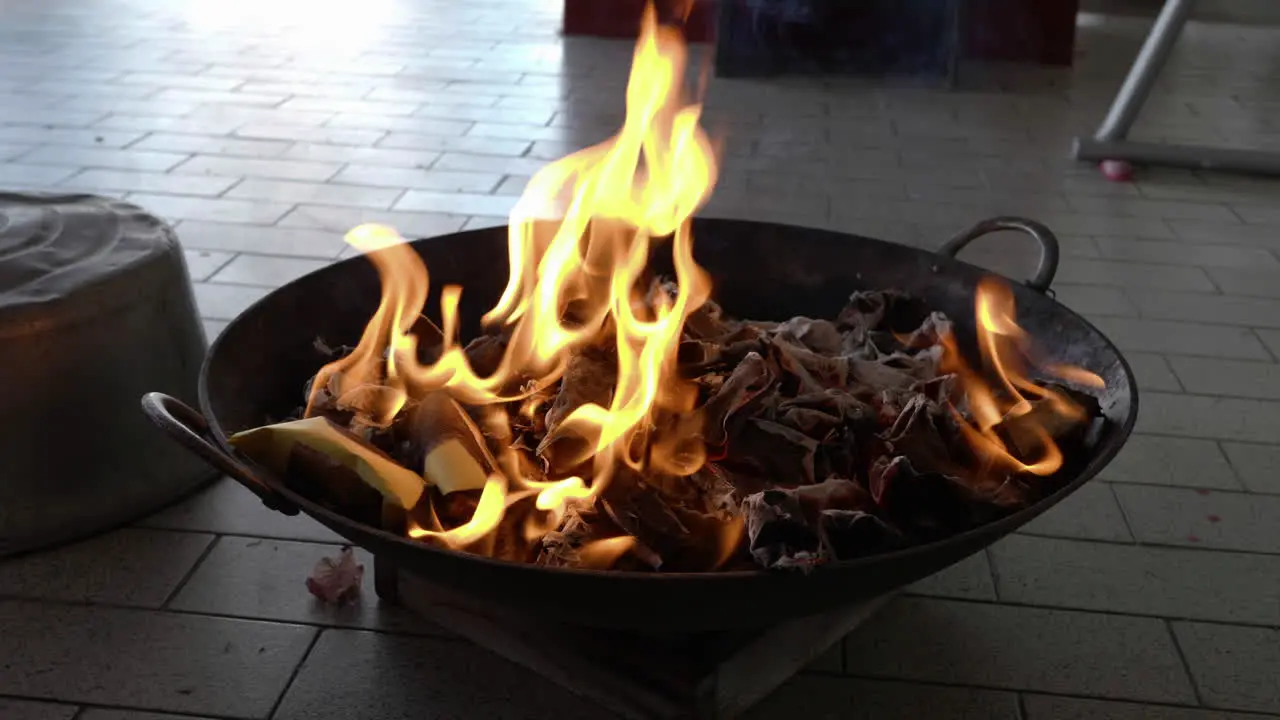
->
xmin=227 ymin=5 xmax=1107 ymax=573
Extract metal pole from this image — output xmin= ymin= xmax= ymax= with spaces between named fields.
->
xmin=1093 ymin=0 xmax=1197 ymax=142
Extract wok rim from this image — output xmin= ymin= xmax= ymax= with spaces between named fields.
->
xmin=198 ymin=217 xmax=1140 ymax=585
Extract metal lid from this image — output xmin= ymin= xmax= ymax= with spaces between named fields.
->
xmin=0 ymin=192 xmax=179 ymax=314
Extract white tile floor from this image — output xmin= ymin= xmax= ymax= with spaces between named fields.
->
xmin=2 ymin=0 xmax=1280 ymax=717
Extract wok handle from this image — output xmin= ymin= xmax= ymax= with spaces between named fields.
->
xmin=140 ymin=392 xmax=300 ymax=516
xmin=937 ymin=216 xmax=1060 ymax=294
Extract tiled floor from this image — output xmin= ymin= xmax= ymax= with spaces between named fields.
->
xmin=2 ymin=0 xmax=1280 ymax=718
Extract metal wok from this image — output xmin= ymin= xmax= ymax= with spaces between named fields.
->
xmin=142 ymin=216 xmax=1138 ymax=632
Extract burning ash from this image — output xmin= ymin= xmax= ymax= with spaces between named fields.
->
xmin=227 ymin=5 xmax=1108 ymax=573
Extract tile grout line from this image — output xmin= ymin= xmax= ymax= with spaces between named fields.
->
xmin=160 ymin=534 xmax=222 ymax=609
xmin=1165 ymin=618 xmax=1208 ymax=707
xmin=266 ymin=629 xmax=324 ymax=720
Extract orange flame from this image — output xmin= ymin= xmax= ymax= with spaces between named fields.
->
xmin=943 ymin=277 xmax=1105 ymax=477
xmin=305 ymin=4 xmax=716 ymax=550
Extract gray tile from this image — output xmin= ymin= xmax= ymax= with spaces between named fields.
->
xmin=1101 ymin=435 xmax=1241 ymax=489
xmin=990 ymin=534 xmax=1280 ymax=625
xmin=176 ymin=221 xmax=347 ymax=258
xmin=907 ymin=551 xmax=996 ymax=600
xmin=192 ymin=282 xmax=270 ymax=319
xmin=1207 ymin=266 xmax=1280 ymax=299
xmin=394 ymin=190 xmax=517 ymax=216
xmin=276 ymin=205 xmax=468 ymax=238
xmin=1173 ymin=622 xmax=1280 ymax=714
xmin=0 ymin=528 xmax=213 ymax=607
xmin=139 ymin=476 xmax=344 ymax=543
xmin=1133 ymin=291 xmax=1280 ymax=330
xmin=173 ymin=156 xmax=342 ymax=182
xmin=378 ymin=132 xmax=531 ymax=156
xmin=170 ymin=537 xmax=438 ymax=634
xmin=132 ymin=133 xmax=293 ymax=158
xmin=747 ymin=677 xmax=1020 ymax=720
xmin=78 ymin=711 xmax=221 ymax=720
xmin=58 ymin=169 xmax=239 ymax=196
xmin=203 ymin=318 xmax=230 ymax=341
xmin=461 ymin=215 xmax=509 ymax=230
xmin=1168 ymin=356 xmax=1280 ymax=400
xmin=157 ymin=88 xmax=288 ymax=106
xmin=1019 ymin=481 xmax=1133 ymax=541
xmin=281 ymin=143 xmax=442 ymax=168
xmin=0 ymin=163 xmax=79 ymax=186
xmin=1093 ymin=237 xmax=1279 ymax=269
xmin=1067 ymin=198 xmax=1239 ymax=222
xmin=1049 ymin=284 xmax=1138 ymax=317
xmin=1122 ymin=352 xmax=1183 ymax=393
xmin=183 ymin=249 xmax=235 ymax=281
xmin=224 ymin=179 xmax=403 ymax=209
xmin=209 ymin=254 xmax=330 ymax=286
xmin=326 ymin=113 xmax=473 ymax=134
xmin=433 ymin=153 xmax=551 ymax=176
xmin=1021 ymin=695 xmax=1270 ymax=720
xmin=129 ymin=194 xmax=293 ymax=225
xmin=842 ymin=597 xmax=1195 ymax=703
xmin=273 ymin=629 xmax=606 ymax=720
xmin=1024 ymin=215 xmax=1175 ymax=239
xmin=236 ymin=125 xmax=386 ymax=146
xmin=0 ymin=600 xmax=315 ymax=717
xmin=1055 ymin=260 xmax=1216 ymax=292
xmin=1169 ymin=219 xmax=1280 ymax=248
xmin=1113 ymin=483 xmax=1280 ymax=553
xmin=278 ymin=97 xmax=422 ymax=117
xmin=331 ymin=165 xmax=502 ymax=192
xmin=0 ymin=698 xmax=77 ymax=720
xmin=1233 ymin=205 xmax=1280 ymax=224
xmin=1260 ymin=329 xmax=1280 ymax=359
xmin=18 ymin=146 xmax=190 ymax=172
xmin=1088 ymin=318 xmax=1269 ymax=360
xmin=1136 ymin=391 xmax=1280 ymax=445
xmin=1221 ymin=442 xmax=1280 ymax=494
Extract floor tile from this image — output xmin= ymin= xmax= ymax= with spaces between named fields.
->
xmin=1167 ymin=356 xmax=1280 ymax=400
xmin=990 ymin=534 xmax=1280 ymax=625
xmin=1021 ymin=694 xmax=1272 ymax=720
xmin=843 ymin=597 xmax=1195 ymax=703
xmin=209 ymin=254 xmax=330 ymax=287
xmin=1093 ymin=237 xmax=1277 ymax=269
xmin=77 ymin=711 xmax=222 ymax=720
xmin=139 ymin=476 xmax=344 ymax=543
xmin=1087 ymin=318 xmax=1269 ymax=361
xmin=1206 ymin=266 xmax=1280 ymax=299
xmin=1112 ymin=484 xmax=1280 ymax=553
xmin=1118 ymin=351 xmax=1183 ymax=392
xmin=275 ymin=205 xmax=468 ymax=239
xmin=128 ymin=194 xmax=294 ymax=225
xmin=1100 ymin=434 xmax=1241 ymax=490
xmin=746 ymin=678 xmax=1019 ymax=720
xmin=1173 ymin=622 xmax=1280 ymax=714
xmin=273 ymin=629 xmax=606 ymax=720
xmin=0 ymin=529 xmax=213 ymax=608
xmin=223 ymin=179 xmax=403 ymax=209
xmin=0 ymin=698 xmax=77 ymax=720
xmin=1220 ymin=441 xmax=1280 ymax=495
xmin=175 ymin=221 xmax=348 ymax=258
xmin=192 ymin=282 xmax=271 ymax=319
xmin=906 ymin=550 xmax=996 ymax=601
xmin=183 ymin=249 xmax=236 ymax=282
xmin=170 ymin=537 xmax=440 ymax=634
xmin=0 ymin=600 xmax=316 ymax=718
xmin=1135 ymin=391 xmax=1280 ymax=444
xmin=1018 ymin=481 xmax=1134 ymax=542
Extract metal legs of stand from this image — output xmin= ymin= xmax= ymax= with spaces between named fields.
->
xmin=1072 ymin=0 xmax=1280 ymax=176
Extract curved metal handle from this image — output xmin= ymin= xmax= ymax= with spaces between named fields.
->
xmin=937 ymin=216 xmax=1061 ymax=294
xmin=140 ymin=392 xmax=299 ymax=515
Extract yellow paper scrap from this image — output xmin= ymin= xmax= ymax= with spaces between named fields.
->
xmin=229 ymin=416 xmax=425 ymax=509
xmin=423 ymin=437 xmax=489 ymax=496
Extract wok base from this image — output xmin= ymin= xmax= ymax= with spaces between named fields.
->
xmin=377 ymin=560 xmax=891 ymax=720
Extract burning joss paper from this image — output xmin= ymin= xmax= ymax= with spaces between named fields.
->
xmin=229 ymin=6 xmax=1108 ymax=574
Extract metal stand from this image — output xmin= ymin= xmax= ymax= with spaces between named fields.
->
xmin=1072 ymin=0 xmax=1280 ymax=176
